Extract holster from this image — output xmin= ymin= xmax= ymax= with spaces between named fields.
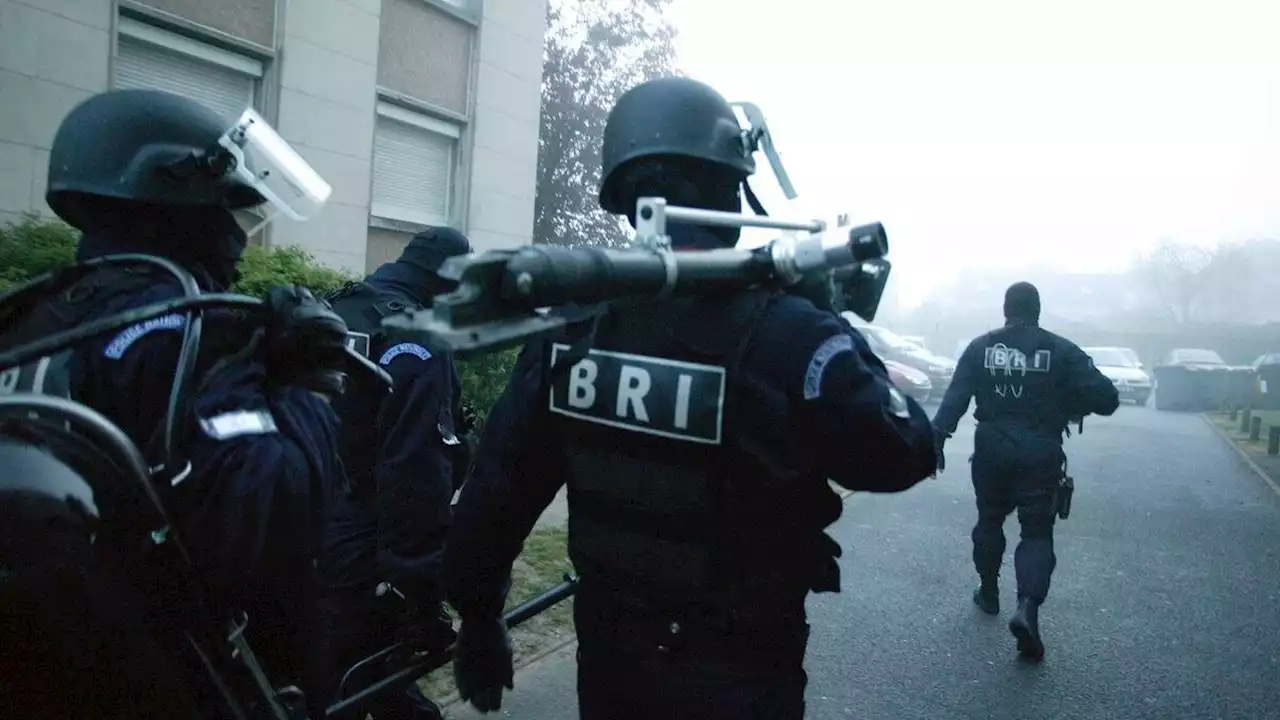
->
xmin=1053 ymin=466 xmax=1075 ymax=520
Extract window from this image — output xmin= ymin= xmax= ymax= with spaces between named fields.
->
xmin=1086 ymin=348 xmax=1139 ymax=369
xmin=114 ymin=16 xmax=262 ymax=123
xmin=427 ymin=0 xmax=481 ymax=21
xmin=370 ymin=101 xmax=460 ymax=227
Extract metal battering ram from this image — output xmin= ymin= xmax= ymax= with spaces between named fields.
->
xmin=381 ymin=197 xmax=890 ymax=357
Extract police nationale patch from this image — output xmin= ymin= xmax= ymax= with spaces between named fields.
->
xmin=378 ymin=342 xmax=432 ymax=366
xmin=548 ymin=343 xmax=726 ymax=444
xmin=103 ymin=313 xmax=186 ymax=360
xmin=803 ymin=333 xmax=854 ymax=400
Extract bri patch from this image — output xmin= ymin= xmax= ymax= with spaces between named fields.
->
xmin=803 ymin=334 xmax=854 ymax=400
xmin=379 ymin=342 xmax=432 ymax=366
xmin=103 ymin=313 xmax=186 ymax=360
xmin=548 ymin=343 xmax=726 ymax=445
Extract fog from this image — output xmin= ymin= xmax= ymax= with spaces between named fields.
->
xmin=667 ymin=0 xmax=1280 ymax=322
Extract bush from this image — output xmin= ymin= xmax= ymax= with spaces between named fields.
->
xmin=0 ymin=214 xmax=520 ymax=421
xmin=459 ymin=348 xmax=520 ymax=426
xmin=0 ymin=213 xmax=358 ymax=296
xmin=0 ymin=213 xmax=78 ymax=290
xmin=232 ymin=244 xmax=355 ymax=298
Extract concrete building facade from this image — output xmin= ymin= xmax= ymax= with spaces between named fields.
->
xmin=0 ymin=0 xmax=547 ymax=273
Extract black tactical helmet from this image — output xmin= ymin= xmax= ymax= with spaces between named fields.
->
xmin=599 ymin=77 xmax=756 ymax=215
xmin=46 ymin=89 xmax=265 ymax=231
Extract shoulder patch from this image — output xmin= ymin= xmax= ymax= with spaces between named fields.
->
xmin=547 ymin=343 xmax=726 ymax=445
xmin=199 ymin=409 xmax=278 ymax=441
xmin=803 ymin=333 xmax=854 ymax=400
xmin=104 ymin=313 xmax=186 ymax=360
xmin=379 ymin=342 xmax=432 ymax=366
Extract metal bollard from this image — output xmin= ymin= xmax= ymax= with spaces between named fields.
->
xmin=1250 ymin=416 xmax=1263 ymax=442
xmin=1269 ymin=426 xmax=1280 ymax=456
xmin=1241 ymin=407 xmax=1253 ymax=433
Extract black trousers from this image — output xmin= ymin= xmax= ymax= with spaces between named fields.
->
xmin=969 ymin=424 xmax=1065 ymax=603
xmin=573 ymin=585 xmax=809 ymax=720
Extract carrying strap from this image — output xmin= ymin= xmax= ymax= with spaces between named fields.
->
xmin=0 ymin=264 xmax=163 ymax=353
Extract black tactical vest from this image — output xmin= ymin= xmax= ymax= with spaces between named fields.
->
xmin=971 ymin=324 xmax=1069 ymax=434
xmin=326 ymin=282 xmax=450 ymax=498
xmin=546 ymin=290 xmax=836 ymax=621
xmin=0 ymin=264 xmax=164 ymax=402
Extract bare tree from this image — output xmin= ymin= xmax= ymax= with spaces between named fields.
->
xmin=534 ymin=0 xmax=681 ymax=248
xmin=1132 ymin=240 xmax=1216 ymax=323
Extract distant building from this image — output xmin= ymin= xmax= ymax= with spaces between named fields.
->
xmin=0 ymin=0 xmax=548 ymax=273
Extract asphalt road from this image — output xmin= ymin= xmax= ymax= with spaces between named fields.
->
xmin=447 ymin=403 xmax=1280 ymax=719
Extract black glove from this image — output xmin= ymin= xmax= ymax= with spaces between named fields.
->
xmin=263 ymin=285 xmax=350 ymax=399
xmin=932 ymin=425 xmax=948 ymax=474
xmin=453 ymin=617 xmax=514 ymax=713
xmin=396 ymin=601 xmax=458 ymax=654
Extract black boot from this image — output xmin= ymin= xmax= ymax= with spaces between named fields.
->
xmin=972 ymin=580 xmax=999 ymax=615
xmin=1008 ymin=597 xmax=1044 ymax=661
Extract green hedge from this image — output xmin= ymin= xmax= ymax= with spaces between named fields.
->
xmin=0 ymin=213 xmax=516 ymax=422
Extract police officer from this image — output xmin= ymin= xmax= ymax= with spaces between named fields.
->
xmin=440 ymin=76 xmax=939 ymax=718
xmin=319 ymin=228 xmax=475 ymax=718
xmin=932 ymin=281 xmax=1119 ymax=661
xmin=0 ymin=89 xmax=351 ymax=715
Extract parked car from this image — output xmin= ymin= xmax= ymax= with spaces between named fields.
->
xmin=1164 ymin=348 xmax=1227 ymax=367
xmin=1251 ymin=353 xmax=1280 ymax=409
xmin=901 ymin=335 xmax=930 ymax=352
xmin=1084 ymin=346 xmax=1152 ymax=405
xmin=884 ymin=359 xmax=932 ymax=403
xmin=1250 ymin=353 xmax=1280 ymax=370
xmin=855 ymin=323 xmax=956 ymax=396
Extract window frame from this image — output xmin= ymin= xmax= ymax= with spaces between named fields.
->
xmin=116 ymin=16 xmax=265 ymax=81
xmin=419 ymin=0 xmax=483 ymax=25
xmin=369 ymin=100 xmax=463 ymax=229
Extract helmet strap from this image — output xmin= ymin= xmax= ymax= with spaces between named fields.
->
xmin=742 ymin=179 xmax=768 ymax=216
xmin=244 ymin=206 xmax=278 ymax=241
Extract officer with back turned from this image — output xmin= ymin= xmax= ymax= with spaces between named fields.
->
xmin=319 ymin=227 xmax=476 ymax=718
xmin=439 ymin=76 xmax=939 ymax=718
xmin=932 ymin=281 xmax=1119 ymax=661
xmin=0 ymin=89 xmax=351 ymax=716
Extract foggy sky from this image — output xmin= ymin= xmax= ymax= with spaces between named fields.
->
xmin=667 ymin=0 xmax=1280 ymax=308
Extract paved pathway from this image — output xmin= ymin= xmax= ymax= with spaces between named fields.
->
xmin=448 ymin=404 xmax=1280 ymax=719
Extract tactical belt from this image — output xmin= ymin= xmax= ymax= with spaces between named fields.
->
xmin=578 ymin=588 xmax=808 ymax=669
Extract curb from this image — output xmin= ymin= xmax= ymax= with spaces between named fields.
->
xmin=438 ymin=634 xmax=579 ymax=710
xmin=1201 ymin=413 xmax=1280 ymax=499
xmin=440 ymin=486 xmax=860 ymax=709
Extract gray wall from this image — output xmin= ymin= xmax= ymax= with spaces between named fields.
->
xmin=0 ymin=0 xmax=548 ymax=272
xmin=270 ymin=0 xmax=381 ymax=272
xmin=0 ymin=0 xmax=113 ymax=226
xmin=465 ymin=0 xmax=546 ymax=254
